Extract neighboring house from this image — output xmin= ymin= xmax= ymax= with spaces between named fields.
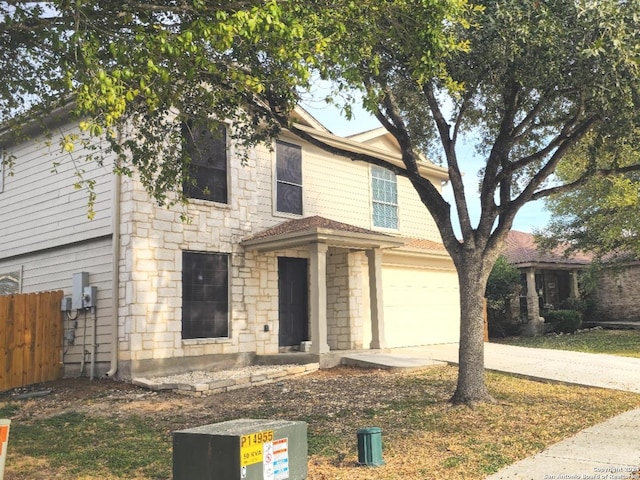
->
xmin=502 ymin=231 xmax=640 ymax=327
xmin=587 ymin=260 xmax=640 ymax=323
xmin=0 ymin=107 xmax=461 ymax=380
xmin=502 ymin=231 xmax=590 ymax=331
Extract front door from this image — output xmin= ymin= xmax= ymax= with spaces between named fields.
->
xmin=278 ymin=257 xmax=309 ymax=347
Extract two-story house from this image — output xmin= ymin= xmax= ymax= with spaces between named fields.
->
xmin=0 ymin=107 xmax=460 ymax=380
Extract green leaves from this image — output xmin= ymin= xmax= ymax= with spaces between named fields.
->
xmin=1 ymin=0 xmax=332 ymax=205
xmin=540 ymin=125 xmax=640 ymax=258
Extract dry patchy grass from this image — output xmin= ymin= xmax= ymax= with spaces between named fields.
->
xmin=2 ymin=366 xmax=639 ymax=479
xmin=305 ymin=368 xmax=640 ymax=479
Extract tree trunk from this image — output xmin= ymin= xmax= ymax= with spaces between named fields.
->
xmin=450 ymin=253 xmax=494 ymax=405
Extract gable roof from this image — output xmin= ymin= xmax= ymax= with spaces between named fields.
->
xmin=288 ymin=122 xmax=449 ymax=183
xmin=502 ymin=230 xmax=592 ymax=268
xmin=241 ymin=215 xmax=405 ymax=252
xmin=289 ymin=106 xmax=331 ymax=134
xmin=244 ymin=215 xmax=380 ymax=240
xmin=347 ymin=127 xmax=398 ymax=151
xmin=241 ymin=216 xmax=449 ymax=257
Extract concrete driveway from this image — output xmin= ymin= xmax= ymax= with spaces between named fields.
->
xmin=394 ymin=342 xmax=640 ymax=393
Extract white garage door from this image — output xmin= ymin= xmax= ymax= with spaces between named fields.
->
xmin=382 ymin=266 xmax=460 ymax=348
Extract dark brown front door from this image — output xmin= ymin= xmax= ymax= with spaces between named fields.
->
xmin=278 ymin=257 xmax=309 ymax=347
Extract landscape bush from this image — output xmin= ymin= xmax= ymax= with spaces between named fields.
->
xmin=545 ymin=309 xmax=583 ymax=334
xmin=485 ymin=256 xmax=522 ymax=337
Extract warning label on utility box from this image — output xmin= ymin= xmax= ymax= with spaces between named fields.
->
xmin=263 ymin=438 xmax=289 ymax=480
xmin=240 ymin=430 xmax=274 ymax=467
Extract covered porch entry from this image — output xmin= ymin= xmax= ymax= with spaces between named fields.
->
xmin=241 ymin=216 xmax=404 ymax=355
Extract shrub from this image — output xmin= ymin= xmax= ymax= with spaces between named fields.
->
xmin=486 ymin=256 xmax=522 ymax=337
xmin=558 ymin=297 xmax=588 ymax=314
xmin=545 ymin=309 xmax=583 ymax=334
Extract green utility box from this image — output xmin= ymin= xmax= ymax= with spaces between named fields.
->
xmin=357 ymin=427 xmax=384 ymax=467
xmin=173 ymin=419 xmax=307 ymax=480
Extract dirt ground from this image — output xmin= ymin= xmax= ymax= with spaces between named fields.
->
xmin=1 ymin=367 xmax=392 ymax=426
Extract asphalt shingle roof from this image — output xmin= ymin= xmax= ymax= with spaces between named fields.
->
xmin=502 ymin=230 xmax=591 ymax=266
xmin=243 ymin=216 xmax=447 ymax=253
xmin=243 ymin=216 xmax=383 ymax=241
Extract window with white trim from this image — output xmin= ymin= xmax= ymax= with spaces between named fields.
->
xmin=276 ymin=141 xmax=303 ymax=215
xmin=182 ymin=251 xmax=229 ymax=339
xmin=371 ymin=165 xmax=398 ymax=229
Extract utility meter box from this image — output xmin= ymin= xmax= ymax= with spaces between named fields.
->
xmin=173 ymin=419 xmax=307 ymax=480
xmin=71 ymin=272 xmax=89 ymax=310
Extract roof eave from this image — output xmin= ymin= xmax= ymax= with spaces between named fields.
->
xmin=512 ymin=261 xmax=589 ymax=270
xmin=0 ymin=98 xmax=76 ymax=148
xmin=289 ymin=123 xmax=449 ymax=182
xmin=241 ymin=228 xmax=405 ymax=252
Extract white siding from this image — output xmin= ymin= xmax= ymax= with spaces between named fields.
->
xmin=261 ymin=133 xmax=444 ymax=241
xmin=397 ymin=176 xmax=442 ymax=242
xmin=0 ymin=237 xmax=114 ymax=374
xmin=0 ymin=124 xmax=114 ymax=259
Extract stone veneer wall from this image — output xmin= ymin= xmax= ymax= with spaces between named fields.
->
xmin=592 ymin=264 xmax=640 ymax=322
xmin=348 ymin=251 xmax=371 ymax=349
xmin=326 ymin=248 xmax=370 ymax=351
xmin=327 ymin=249 xmax=350 ymax=350
xmin=116 ymin=142 xmax=290 ymax=376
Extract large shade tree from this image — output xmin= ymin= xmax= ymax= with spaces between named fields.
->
xmin=540 ymin=133 xmax=640 ymax=259
xmin=2 ymin=0 xmax=640 ymax=404
xmin=293 ymin=0 xmax=640 ymax=403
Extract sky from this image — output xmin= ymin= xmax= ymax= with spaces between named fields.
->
xmin=301 ymin=99 xmax=551 ymax=235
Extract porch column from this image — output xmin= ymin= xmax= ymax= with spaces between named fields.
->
xmin=366 ymin=248 xmax=386 ymax=350
xmin=570 ymin=270 xmax=580 ymax=299
xmin=522 ymin=267 xmax=544 ymax=336
xmin=525 ymin=268 xmax=540 ymax=322
xmin=309 ymin=242 xmax=330 ymax=354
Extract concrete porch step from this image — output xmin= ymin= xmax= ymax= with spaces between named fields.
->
xmin=340 ymin=353 xmax=447 ymax=372
xmin=252 ymin=353 xmax=320 ymax=366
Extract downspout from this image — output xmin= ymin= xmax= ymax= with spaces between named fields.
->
xmin=105 ymin=170 xmax=121 ymax=377
xmin=90 ymin=306 xmax=97 ymax=380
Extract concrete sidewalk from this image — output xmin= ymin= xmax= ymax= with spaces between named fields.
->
xmin=485 ymin=408 xmax=640 ymax=480
xmin=342 ymin=343 xmax=640 ymax=479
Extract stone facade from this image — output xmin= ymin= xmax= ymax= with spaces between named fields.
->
xmin=326 ymin=249 xmax=370 ymax=350
xmin=2 ymin=111 xmax=461 ymax=381
xmin=117 ymin=141 xmax=273 ymax=376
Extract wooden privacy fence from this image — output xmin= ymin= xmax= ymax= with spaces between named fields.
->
xmin=0 ymin=291 xmax=63 ymax=392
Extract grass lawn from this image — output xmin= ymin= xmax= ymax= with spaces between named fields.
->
xmin=494 ymin=328 xmax=640 ymax=358
xmin=2 ymin=365 xmax=640 ymax=479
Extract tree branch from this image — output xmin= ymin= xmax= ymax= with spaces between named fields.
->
xmin=374 ymin=83 xmax=458 ymax=246
xmin=531 ymin=163 xmax=640 ymax=201
xmin=424 ymin=82 xmax=472 ymax=240
xmin=478 ymin=80 xmax=520 ymax=238
xmin=504 ymin=116 xmax=599 ymax=220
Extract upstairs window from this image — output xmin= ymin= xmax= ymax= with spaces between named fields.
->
xmin=183 ymin=123 xmax=228 ymax=203
xmin=182 ymin=251 xmax=229 ymax=339
xmin=276 ymin=141 xmax=303 ymax=215
xmin=371 ymin=165 xmax=398 ymax=229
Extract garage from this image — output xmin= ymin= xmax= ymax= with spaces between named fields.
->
xmin=382 ymin=259 xmax=460 ymax=348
